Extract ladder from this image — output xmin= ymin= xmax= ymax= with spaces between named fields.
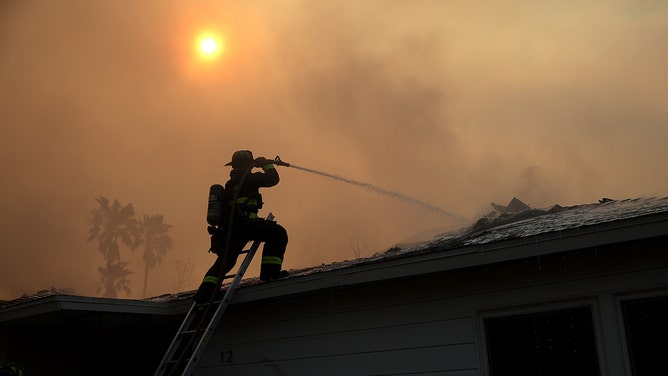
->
xmin=154 ymin=213 xmax=273 ymax=376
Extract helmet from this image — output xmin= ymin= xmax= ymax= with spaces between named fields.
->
xmin=225 ymin=150 xmax=254 ymax=169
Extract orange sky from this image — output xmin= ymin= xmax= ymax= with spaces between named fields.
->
xmin=1 ymin=0 xmax=667 ymax=300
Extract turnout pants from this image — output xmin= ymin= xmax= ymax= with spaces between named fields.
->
xmin=201 ymin=218 xmax=288 ymax=288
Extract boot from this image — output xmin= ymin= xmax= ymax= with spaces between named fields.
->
xmin=260 ymin=268 xmax=289 ymax=282
xmin=193 ymin=282 xmax=223 ymax=303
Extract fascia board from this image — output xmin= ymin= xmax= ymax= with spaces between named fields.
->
xmin=0 ymin=297 xmax=63 ymax=323
xmin=232 ymin=211 xmax=668 ymax=303
xmin=56 ymin=296 xmax=169 ymax=314
xmin=0 ymin=295 xmax=186 ymax=323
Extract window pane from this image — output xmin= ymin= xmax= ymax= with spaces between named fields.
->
xmin=622 ymin=296 xmax=668 ymax=376
xmin=485 ymin=306 xmax=600 ymax=376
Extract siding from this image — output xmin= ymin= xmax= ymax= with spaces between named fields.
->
xmin=198 ymin=285 xmax=479 ymax=375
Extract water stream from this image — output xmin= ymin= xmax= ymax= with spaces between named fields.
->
xmin=288 ymin=164 xmax=465 ymax=222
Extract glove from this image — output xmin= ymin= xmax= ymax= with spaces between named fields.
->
xmin=254 ymin=157 xmax=272 ymax=167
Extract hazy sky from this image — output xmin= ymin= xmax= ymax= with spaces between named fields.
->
xmin=1 ymin=0 xmax=667 ymax=300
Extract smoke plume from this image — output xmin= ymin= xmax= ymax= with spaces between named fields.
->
xmin=1 ymin=0 xmax=667 ymax=300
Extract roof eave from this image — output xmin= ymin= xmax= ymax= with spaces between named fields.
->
xmin=232 ymin=210 xmax=668 ymax=303
xmin=0 ymin=294 xmax=188 ymax=323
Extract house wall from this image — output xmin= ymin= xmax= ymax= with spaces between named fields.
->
xmin=0 ymin=311 xmax=182 ymax=376
xmin=2 ymin=324 xmax=87 ymax=376
xmin=195 ymin=235 xmax=668 ymax=376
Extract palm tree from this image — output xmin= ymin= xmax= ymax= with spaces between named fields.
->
xmin=87 ymin=197 xmax=141 ymax=297
xmin=97 ymin=261 xmax=133 ymax=298
xmin=138 ymin=213 xmax=174 ymax=298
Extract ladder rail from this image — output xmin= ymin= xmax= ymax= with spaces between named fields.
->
xmin=154 ymin=243 xmax=256 ymax=376
xmin=179 ymin=233 xmax=264 ymax=375
xmin=154 ymin=213 xmax=274 ymax=376
xmin=154 ymin=301 xmax=204 ymax=372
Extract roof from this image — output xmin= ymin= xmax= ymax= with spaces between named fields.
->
xmin=416 ymin=196 xmax=668 ymax=251
xmin=234 ymin=196 xmax=668 ymax=301
xmin=3 ymin=196 xmax=668 ymax=321
xmin=0 ymin=287 xmax=191 ymax=324
xmin=286 ymin=196 xmax=668 ymax=272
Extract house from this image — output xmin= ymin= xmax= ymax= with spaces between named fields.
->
xmin=2 ymin=197 xmax=668 ymax=375
xmin=0 ymin=288 xmax=190 ymax=375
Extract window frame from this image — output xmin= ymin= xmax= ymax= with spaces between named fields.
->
xmin=476 ymin=298 xmax=605 ymax=376
xmin=615 ymin=289 xmax=668 ymax=376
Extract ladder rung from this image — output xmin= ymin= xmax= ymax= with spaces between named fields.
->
xmin=240 ymin=249 xmax=250 ymax=254
xmin=163 ymin=357 xmax=191 ymax=366
xmin=223 ymin=273 xmax=237 ymax=280
xmin=180 ymin=328 xmax=204 ymax=335
xmin=194 ymin=302 xmax=215 ymax=308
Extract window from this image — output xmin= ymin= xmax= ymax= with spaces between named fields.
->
xmin=622 ymin=295 xmax=668 ymax=376
xmin=484 ymin=306 xmax=600 ymax=376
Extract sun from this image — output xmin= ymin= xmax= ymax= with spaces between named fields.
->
xmin=195 ymin=33 xmax=224 ymax=60
xmin=200 ymin=37 xmax=218 ymax=55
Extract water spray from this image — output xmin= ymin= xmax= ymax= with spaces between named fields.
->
xmin=271 ymin=156 xmax=465 ymax=222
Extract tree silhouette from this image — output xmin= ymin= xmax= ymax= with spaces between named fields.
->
xmin=170 ymin=258 xmax=195 ymax=293
xmin=87 ymin=197 xmax=141 ymax=297
xmin=137 ymin=213 xmax=174 ymax=298
xmin=97 ymin=261 xmax=133 ymax=298
xmin=347 ymin=230 xmax=371 ymax=259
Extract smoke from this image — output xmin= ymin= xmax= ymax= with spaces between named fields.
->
xmin=1 ymin=0 xmax=667 ymax=300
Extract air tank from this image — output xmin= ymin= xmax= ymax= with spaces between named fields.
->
xmin=207 ymin=184 xmax=225 ymax=226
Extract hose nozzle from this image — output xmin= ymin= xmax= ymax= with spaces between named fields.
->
xmin=273 ymin=156 xmax=290 ymax=167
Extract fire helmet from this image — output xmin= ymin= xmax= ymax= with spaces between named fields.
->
xmin=225 ymin=150 xmax=254 ymax=169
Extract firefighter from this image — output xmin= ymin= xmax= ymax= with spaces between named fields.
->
xmin=193 ymin=150 xmax=289 ymax=303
